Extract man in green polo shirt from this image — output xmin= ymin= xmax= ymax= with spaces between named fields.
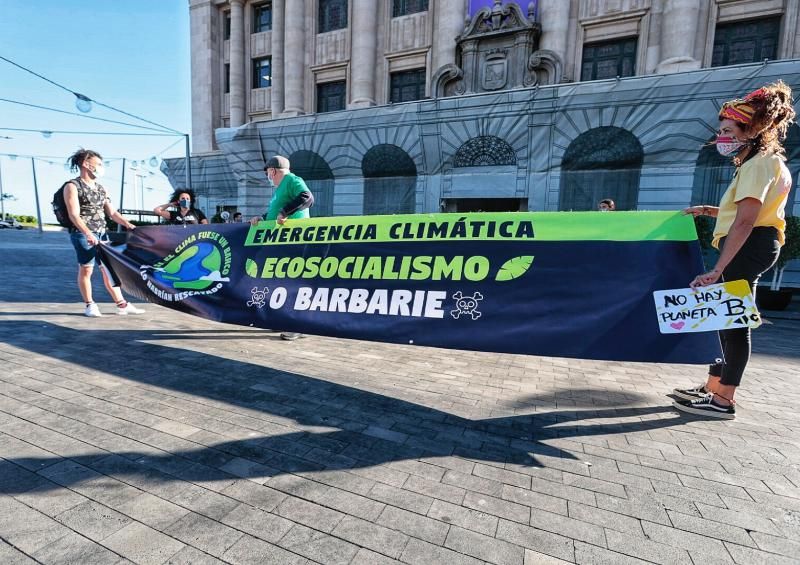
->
xmin=250 ymin=155 xmax=314 ymax=340
xmin=250 ymin=155 xmax=314 ymax=225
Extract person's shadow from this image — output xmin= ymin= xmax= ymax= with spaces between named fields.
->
xmin=0 ymin=320 xmax=683 ymax=493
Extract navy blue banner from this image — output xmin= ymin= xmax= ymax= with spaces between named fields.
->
xmin=98 ymin=212 xmax=721 ymax=363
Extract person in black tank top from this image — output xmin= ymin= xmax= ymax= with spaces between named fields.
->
xmin=154 ymin=188 xmax=209 ymax=226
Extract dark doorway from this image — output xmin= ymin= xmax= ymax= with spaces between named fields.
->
xmin=442 ymin=198 xmax=527 ymax=213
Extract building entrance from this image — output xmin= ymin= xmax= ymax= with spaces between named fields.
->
xmin=441 ymin=198 xmax=527 ymax=213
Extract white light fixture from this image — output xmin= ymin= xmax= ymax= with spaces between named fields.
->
xmin=41 ymin=130 xmax=53 ymax=138
xmin=74 ymin=93 xmax=92 ymax=113
xmin=149 ymin=156 xmax=159 ymax=168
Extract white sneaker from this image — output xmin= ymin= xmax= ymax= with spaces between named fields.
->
xmin=84 ymin=303 xmax=102 ymax=317
xmin=117 ymin=303 xmax=146 ymax=315
xmin=281 ymin=332 xmax=302 ymax=341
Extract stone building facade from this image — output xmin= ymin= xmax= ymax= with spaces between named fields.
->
xmin=188 ymin=0 xmax=800 ymax=154
xmin=171 ymin=0 xmax=800 ymax=228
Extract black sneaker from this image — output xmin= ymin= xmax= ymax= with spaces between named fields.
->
xmin=672 ymin=384 xmax=709 ymax=401
xmin=673 ymin=395 xmax=735 ymax=420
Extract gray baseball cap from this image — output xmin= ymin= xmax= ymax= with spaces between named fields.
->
xmin=265 ymin=155 xmax=290 ymax=170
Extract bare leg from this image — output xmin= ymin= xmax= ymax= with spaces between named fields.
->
xmin=77 ymin=265 xmax=94 ymax=303
xmin=714 ymin=384 xmax=737 ymax=406
xmin=705 ymin=375 xmax=721 ymax=393
xmin=99 ymin=264 xmax=124 ymax=303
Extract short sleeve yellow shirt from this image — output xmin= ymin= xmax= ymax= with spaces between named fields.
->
xmin=712 ymin=152 xmax=792 ymax=249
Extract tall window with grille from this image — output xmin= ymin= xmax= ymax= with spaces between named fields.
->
xmin=317 ymin=81 xmax=346 ymax=113
xmin=252 ymin=58 xmax=271 ymax=88
xmin=581 ymin=37 xmax=637 ymax=81
xmin=390 ymin=69 xmax=426 ymax=103
xmin=253 ymin=3 xmax=272 ymax=32
xmin=224 ymin=64 xmax=230 ymax=93
xmin=392 ymin=0 xmax=428 ymax=17
xmin=224 ymin=12 xmax=231 ymax=39
xmin=712 ymin=17 xmax=780 ymax=67
xmin=319 ymin=0 xmax=348 ymax=33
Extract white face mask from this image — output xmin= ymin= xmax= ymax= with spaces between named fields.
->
xmin=716 ymin=136 xmax=745 ymax=156
xmin=87 ymin=162 xmax=105 ymax=178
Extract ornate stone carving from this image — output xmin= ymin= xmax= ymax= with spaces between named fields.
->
xmin=524 ymin=49 xmax=563 ymax=87
xmin=433 ymin=0 xmax=551 ymax=98
xmin=431 ymin=64 xmax=465 ymax=98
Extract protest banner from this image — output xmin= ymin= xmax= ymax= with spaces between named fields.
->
xmin=98 ymin=211 xmax=722 ymax=363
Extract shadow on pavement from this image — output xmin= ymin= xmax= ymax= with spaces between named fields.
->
xmin=0 ymin=320 xmax=685 ymax=494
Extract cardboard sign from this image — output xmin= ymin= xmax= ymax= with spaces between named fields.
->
xmin=653 ymin=280 xmax=761 ymax=334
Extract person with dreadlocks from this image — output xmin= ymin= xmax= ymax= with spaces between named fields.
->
xmin=64 ymin=148 xmax=146 ymax=317
xmin=672 ymin=81 xmax=796 ymax=419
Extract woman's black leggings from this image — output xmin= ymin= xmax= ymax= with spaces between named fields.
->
xmin=709 ymin=227 xmax=780 ymax=386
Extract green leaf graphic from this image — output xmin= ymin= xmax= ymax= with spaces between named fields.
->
xmin=495 ymin=255 xmax=534 ymax=281
xmin=245 ymin=258 xmax=258 ymax=278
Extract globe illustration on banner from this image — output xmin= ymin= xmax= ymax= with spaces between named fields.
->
xmin=152 ymin=242 xmax=226 ymax=291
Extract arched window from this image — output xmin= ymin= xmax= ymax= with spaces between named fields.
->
xmin=362 ymin=144 xmax=417 ymax=215
xmin=289 ymin=150 xmax=334 ymax=217
xmin=559 ymin=126 xmax=643 ymax=211
xmin=454 ymin=135 xmax=516 ymax=167
xmin=691 ymin=139 xmax=735 ymax=207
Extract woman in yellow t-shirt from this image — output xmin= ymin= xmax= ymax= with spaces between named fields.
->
xmin=673 ymin=81 xmax=795 ymax=420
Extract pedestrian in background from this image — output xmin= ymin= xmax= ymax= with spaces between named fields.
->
xmin=598 ymin=198 xmax=616 ymax=211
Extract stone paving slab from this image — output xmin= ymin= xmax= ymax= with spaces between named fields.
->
xmin=1 ymin=229 xmax=799 ymax=564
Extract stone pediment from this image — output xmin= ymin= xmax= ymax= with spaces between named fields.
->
xmin=461 ymin=0 xmax=539 ymax=38
xmin=433 ymin=1 xmax=562 ymax=98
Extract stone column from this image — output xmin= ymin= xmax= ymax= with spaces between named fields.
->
xmin=271 ymin=0 xmax=285 ymax=117
xmin=656 ymin=0 xmax=701 ymax=73
xmin=282 ymin=0 xmax=305 ymax=116
xmin=189 ymin=0 xmax=218 ymax=152
xmin=349 ymin=0 xmax=378 ymax=107
xmin=433 ymin=0 xmax=467 ymax=73
xmin=539 ymin=0 xmax=570 ymax=70
xmin=228 ymin=0 xmax=246 ymax=126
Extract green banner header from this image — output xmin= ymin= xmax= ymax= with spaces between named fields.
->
xmin=244 ymin=211 xmax=696 ymax=246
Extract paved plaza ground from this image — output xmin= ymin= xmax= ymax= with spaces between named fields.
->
xmin=1 ymin=228 xmax=799 ymax=565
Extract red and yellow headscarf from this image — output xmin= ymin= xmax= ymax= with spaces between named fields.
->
xmin=718 ymin=87 xmax=768 ymax=124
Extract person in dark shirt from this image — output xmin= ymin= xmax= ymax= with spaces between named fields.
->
xmin=154 ymin=188 xmax=209 ymax=225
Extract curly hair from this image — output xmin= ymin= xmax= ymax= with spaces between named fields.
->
xmin=67 ymin=148 xmax=102 ymax=172
xmin=170 ymin=188 xmax=198 ymax=208
xmin=727 ymin=81 xmax=796 ymax=165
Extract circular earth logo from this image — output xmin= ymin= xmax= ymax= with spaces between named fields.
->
xmin=152 ymin=242 xmax=226 ymax=291
xmin=140 ymin=233 xmax=232 ymax=301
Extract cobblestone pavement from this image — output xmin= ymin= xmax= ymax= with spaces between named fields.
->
xmin=1 ymin=229 xmax=799 ymax=564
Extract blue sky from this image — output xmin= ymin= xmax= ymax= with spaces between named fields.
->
xmin=0 ymin=0 xmax=191 ymax=221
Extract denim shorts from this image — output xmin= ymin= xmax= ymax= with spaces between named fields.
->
xmin=70 ymin=231 xmax=109 ymax=266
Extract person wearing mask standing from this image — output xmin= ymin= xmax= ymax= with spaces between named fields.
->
xmin=154 ymin=188 xmax=209 ymax=226
xmin=672 ymin=81 xmax=795 ymax=419
xmin=64 ymin=148 xmax=145 ymax=317
xmin=250 ymin=155 xmax=314 ymax=340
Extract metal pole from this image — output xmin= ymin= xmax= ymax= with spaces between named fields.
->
xmin=184 ymin=133 xmax=193 ymax=190
xmin=118 ymin=157 xmax=126 ymax=232
xmin=0 ymin=159 xmax=5 ymax=221
xmin=30 ymin=158 xmax=43 ymax=235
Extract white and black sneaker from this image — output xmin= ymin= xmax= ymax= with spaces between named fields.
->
xmin=673 ymin=395 xmax=735 ymax=420
xmin=672 ymin=384 xmax=710 ymax=401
